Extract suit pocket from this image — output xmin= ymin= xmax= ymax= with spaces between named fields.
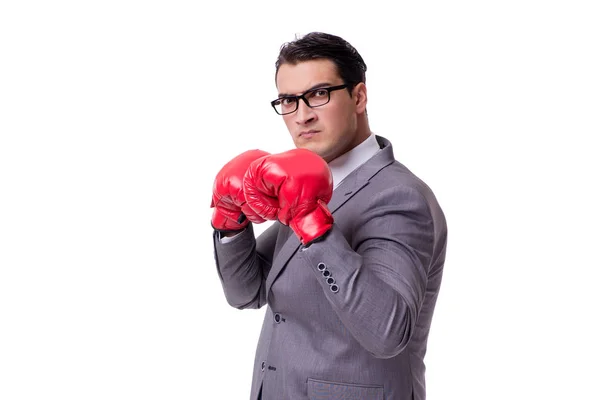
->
xmin=307 ymin=378 xmax=384 ymax=400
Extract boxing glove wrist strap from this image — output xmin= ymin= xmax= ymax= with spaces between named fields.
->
xmin=211 ymin=208 xmax=249 ymax=232
xmin=290 ymin=200 xmax=333 ymax=245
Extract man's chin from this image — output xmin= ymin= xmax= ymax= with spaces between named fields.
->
xmin=295 ymin=142 xmax=326 ymax=157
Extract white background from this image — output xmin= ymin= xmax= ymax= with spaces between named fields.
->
xmin=1 ymin=1 xmax=599 ymax=399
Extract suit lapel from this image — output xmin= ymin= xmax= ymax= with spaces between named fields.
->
xmin=264 ymin=136 xmax=396 ymax=302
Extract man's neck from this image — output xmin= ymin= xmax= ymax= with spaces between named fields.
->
xmin=345 ymin=118 xmax=372 ymax=156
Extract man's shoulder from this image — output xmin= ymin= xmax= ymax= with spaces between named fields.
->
xmin=366 ymin=148 xmax=433 ymax=197
xmin=363 ymin=146 xmax=444 ymax=216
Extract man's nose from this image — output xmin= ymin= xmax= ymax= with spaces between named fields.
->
xmin=295 ymin=99 xmax=316 ymax=125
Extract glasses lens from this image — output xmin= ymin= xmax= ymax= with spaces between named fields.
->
xmin=273 ymin=98 xmax=297 ymax=115
xmin=306 ymin=89 xmax=330 ymax=107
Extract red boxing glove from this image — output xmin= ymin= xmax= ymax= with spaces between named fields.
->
xmin=211 ymin=149 xmax=270 ymax=232
xmin=243 ymin=148 xmax=334 ymax=245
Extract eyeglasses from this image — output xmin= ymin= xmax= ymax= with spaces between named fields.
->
xmin=270 ymin=84 xmax=349 ymax=115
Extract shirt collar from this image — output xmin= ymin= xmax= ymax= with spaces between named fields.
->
xmin=328 ymin=133 xmax=380 ymax=189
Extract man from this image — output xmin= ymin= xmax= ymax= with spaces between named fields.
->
xmin=211 ymin=32 xmax=447 ymax=400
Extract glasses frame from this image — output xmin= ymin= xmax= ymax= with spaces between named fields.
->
xmin=270 ymin=84 xmax=349 ymax=115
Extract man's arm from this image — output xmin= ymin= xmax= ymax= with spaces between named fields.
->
xmin=297 ymin=185 xmax=446 ymax=359
xmin=213 ymin=222 xmax=279 ymax=309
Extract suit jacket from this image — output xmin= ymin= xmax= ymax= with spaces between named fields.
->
xmin=213 ymin=136 xmax=447 ymax=400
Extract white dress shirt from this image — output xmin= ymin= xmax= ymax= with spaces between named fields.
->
xmin=220 ymin=133 xmax=380 ymax=242
xmin=328 ymin=132 xmax=380 ymax=189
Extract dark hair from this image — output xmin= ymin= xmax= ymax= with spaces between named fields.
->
xmin=275 ymin=32 xmax=367 ymax=93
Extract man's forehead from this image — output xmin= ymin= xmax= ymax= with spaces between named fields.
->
xmin=276 ymin=60 xmax=340 ymax=94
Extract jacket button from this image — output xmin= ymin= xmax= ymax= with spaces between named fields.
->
xmin=274 ymin=313 xmax=281 ymax=323
xmin=322 ymin=269 xmax=331 ymax=277
xmin=317 ymin=262 xmax=326 ymax=271
xmin=330 ymin=284 xmax=339 ymax=293
xmin=326 ymin=277 xmax=335 ymax=285
xmin=261 ymin=361 xmax=265 ymax=371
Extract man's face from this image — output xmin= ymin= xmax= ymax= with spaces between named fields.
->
xmin=275 ymin=59 xmax=363 ymax=162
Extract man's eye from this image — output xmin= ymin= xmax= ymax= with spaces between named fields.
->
xmin=282 ymin=97 xmax=296 ymax=105
xmin=306 ymin=89 xmax=327 ymax=100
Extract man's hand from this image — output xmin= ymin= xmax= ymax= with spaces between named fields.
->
xmin=243 ymin=148 xmax=334 ymax=245
xmin=211 ymin=149 xmax=270 ymax=232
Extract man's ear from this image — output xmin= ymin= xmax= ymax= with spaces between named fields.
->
xmin=353 ymin=82 xmax=367 ymax=114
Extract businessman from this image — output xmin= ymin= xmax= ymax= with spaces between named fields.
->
xmin=210 ymin=32 xmax=448 ymax=400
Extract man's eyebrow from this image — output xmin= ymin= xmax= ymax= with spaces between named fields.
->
xmin=277 ymin=82 xmax=333 ymax=98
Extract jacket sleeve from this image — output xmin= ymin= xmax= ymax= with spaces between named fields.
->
xmin=297 ymin=184 xmax=446 ymax=358
xmin=213 ymin=222 xmax=279 ymax=310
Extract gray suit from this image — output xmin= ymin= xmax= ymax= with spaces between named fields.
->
xmin=213 ymin=136 xmax=447 ymax=400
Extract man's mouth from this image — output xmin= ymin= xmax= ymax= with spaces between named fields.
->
xmin=299 ymin=130 xmax=320 ymax=138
